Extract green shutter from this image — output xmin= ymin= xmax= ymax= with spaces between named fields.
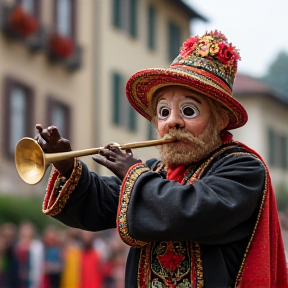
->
xmin=113 ymin=0 xmax=121 ymax=28
xmin=112 ymin=73 xmax=121 ymax=124
xmin=268 ymin=128 xmax=276 ymax=166
xmin=129 ymin=0 xmax=137 ymax=37
xmin=168 ymin=21 xmax=181 ymax=62
xmin=129 ymin=106 xmax=137 ymax=131
xmin=147 ymin=122 xmax=154 ymax=140
xmin=281 ymin=135 xmax=288 ymax=170
xmin=148 ymin=4 xmax=155 ymax=49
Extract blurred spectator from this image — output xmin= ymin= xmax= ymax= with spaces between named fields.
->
xmin=0 ymin=223 xmax=130 ymax=288
xmin=60 ymin=228 xmax=81 ymax=288
xmin=0 ymin=228 xmax=8 ymax=288
xmin=79 ymin=230 xmax=103 ymax=288
xmin=41 ymin=225 xmax=63 ymax=288
xmin=0 ymin=223 xmax=20 ymax=288
xmin=103 ymin=230 xmax=128 ymax=288
xmin=15 ymin=222 xmax=44 ymax=288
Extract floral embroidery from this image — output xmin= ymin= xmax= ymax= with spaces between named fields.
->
xmin=150 ymin=241 xmax=192 ymax=287
xmin=157 ymin=250 xmax=185 ymax=271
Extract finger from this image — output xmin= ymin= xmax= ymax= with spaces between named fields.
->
xmin=40 ymin=126 xmax=59 ymax=144
xmin=39 ymin=127 xmax=53 ymax=143
xmin=48 ymin=126 xmax=61 ymax=138
xmin=107 ymin=144 xmax=123 ymax=155
xmin=99 ymin=148 xmax=117 ymax=161
xmin=125 ymin=148 xmax=133 ymax=156
xmin=93 ymin=155 xmax=115 ymax=167
xmin=47 ymin=126 xmax=61 ymax=145
xmin=35 ymin=124 xmax=43 ymax=133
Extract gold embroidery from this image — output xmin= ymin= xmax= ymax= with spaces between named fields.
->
xmin=234 ymin=155 xmax=268 ymax=287
xmin=117 ymin=163 xmax=150 ymax=247
xmin=43 ymin=158 xmax=82 ymax=216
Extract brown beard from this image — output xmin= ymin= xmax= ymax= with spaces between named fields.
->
xmin=158 ymin=121 xmax=222 ymax=167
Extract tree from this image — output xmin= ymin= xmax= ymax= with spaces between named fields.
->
xmin=261 ymin=51 xmax=288 ymax=95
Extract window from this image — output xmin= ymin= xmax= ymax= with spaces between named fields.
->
xmin=147 ymin=122 xmax=156 ymax=140
xmin=268 ymin=127 xmax=288 ymax=170
xmin=168 ymin=21 xmax=181 ymax=62
xmin=3 ymin=78 xmax=34 ymax=158
xmin=112 ymin=72 xmax=137 ymax=131
xmin=19 ymin=0 xmax=40 ymax=18
xmin=280 ymin=135 xmax=288 ymax=170
xmin=54 ymin=0 xmax=75 ymax=38
xmin=47 ymin=97 xmax=71 ymax=139
xmin=129 ymin=0 xmax=137 ymax=37
xmin=112 ymin=0 xmax=138 ymax=38
xmin=112 ymin=0 xmax=121 ymax=28
xmin=147 ymin=4 xmax=155 ymax=50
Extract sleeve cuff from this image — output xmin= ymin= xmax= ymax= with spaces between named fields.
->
xmin=42 ymin=158 xmax=82 ymax=216
xmin=117 ymin=163 xmax=150 ymax=247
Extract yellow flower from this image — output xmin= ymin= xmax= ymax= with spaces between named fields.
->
xmin=209 ymin=43 xmax=220 ymax=55
xmin=198 ymin=41 xmax=210 ymax=57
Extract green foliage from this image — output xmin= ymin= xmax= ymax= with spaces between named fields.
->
xmin=0 ymin=194 xmax=59 ymax=232
xmin=261 ymin=51 xmax=288 ymax=95
xmin=275 ymin=182 xmax=288 ymax=212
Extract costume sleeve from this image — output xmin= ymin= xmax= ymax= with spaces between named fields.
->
xmin=43 ymin=159 xmax=121 ymax=231
xmin=118 ymin=154 xmax=266 ymax=246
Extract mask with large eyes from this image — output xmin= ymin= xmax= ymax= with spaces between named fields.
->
xmin=157 ymin=103 xmax=200 ymax=120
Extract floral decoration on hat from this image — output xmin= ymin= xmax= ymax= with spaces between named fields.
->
xmin=180 ymin=31 xmax=240 ymax=67
xmin=126 ymin=30 xmax=248 ymax=130
xmin=172 ymin=30 xmax=241 ymax=89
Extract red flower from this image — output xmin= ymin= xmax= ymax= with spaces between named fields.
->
xmin=49 ymin=34 xmax=74 ymax=59
xmin=9 ymin=6 xmax=39 ymax=37
xmin=180 ymin=36 xmax=199 ymax=57
xmin=157 ymin=251 xmax=185 ymax=271
xmin=217 ymin=42 xmax=235 ymax=65
xmin=211 ymin=30 xmax=227 ymax=42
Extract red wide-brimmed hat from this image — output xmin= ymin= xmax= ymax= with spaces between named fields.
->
xmin=126 ymin=30 xmax=248 ymax=130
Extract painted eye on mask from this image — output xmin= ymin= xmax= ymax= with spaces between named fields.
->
xmin=158 ymin=106 xmax=170 ymax=119
xmin=180 ymin=104 xmax=199 ymax=118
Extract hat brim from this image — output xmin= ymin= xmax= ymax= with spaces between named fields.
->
xmin=126 ymin=66 xmax=248 ymax=130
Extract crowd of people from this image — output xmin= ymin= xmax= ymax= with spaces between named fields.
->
xmin=0 ymin=221 xmax=129 ymax=288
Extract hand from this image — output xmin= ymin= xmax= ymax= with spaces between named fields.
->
xmin=35 ymin=124 xmax=74 ymax=177
xmin=92 ymin=144 xmax=142 ymax=180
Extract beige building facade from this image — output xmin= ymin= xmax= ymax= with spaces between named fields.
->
xmin=232 ymin=74 xmax=288 ymax=190
xmin=0 ymin=0 xmax=205 ymax=194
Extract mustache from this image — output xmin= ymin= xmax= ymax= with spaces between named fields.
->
xmin=167 ymin=128 xmax=205 ymax=146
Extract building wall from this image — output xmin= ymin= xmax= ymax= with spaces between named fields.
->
xmin=0 ymin=0 xmax=95 ymax=193
xmin=0 ymin=0 xmax=197 ymax=193
xmin=233 ymin=94 xmax=288 ymax=188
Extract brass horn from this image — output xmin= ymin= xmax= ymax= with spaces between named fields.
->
xmin=15 ymin=136 xmax=176 ymax=185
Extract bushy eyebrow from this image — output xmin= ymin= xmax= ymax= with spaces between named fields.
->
xmin=155 ymin=92 xmax=203 ymax=106
xmin=184 ymin=95 xmax=201 ymax=104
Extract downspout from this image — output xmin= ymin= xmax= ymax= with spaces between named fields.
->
xmin=92 ymin=0 xmax=102 ymax=173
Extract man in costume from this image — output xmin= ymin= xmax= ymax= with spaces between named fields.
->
xmin=35 ymin=30 xmax=288 ymax=287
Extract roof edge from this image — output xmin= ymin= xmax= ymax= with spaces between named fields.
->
xmin=168 ymin=0 xmax=208 ymax=21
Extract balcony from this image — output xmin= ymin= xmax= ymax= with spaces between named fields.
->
xmin=0 ymin=4 xmax=82 ymax=71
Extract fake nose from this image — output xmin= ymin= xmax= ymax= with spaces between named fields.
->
xmin=165 ymin=110 xmax=185 ymax=130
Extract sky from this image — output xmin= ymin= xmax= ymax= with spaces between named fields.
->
xmin=184 ymin=0 xmax=288 ymax=78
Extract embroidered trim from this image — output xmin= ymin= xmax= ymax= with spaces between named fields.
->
xmin=234 ymin=155 xmax=268 ymax=286
xmin=187 ymin=144 xmax=237 ymax=185
xmin=117 ymin=163 xmax=150 ymax=247
xmin=192 ymin=243 xmax=204 ymax=288
xmin=42 ymin=158 xmax=82 ymax=216
xmin=138 ymin=244 xmax=151 ymax=287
